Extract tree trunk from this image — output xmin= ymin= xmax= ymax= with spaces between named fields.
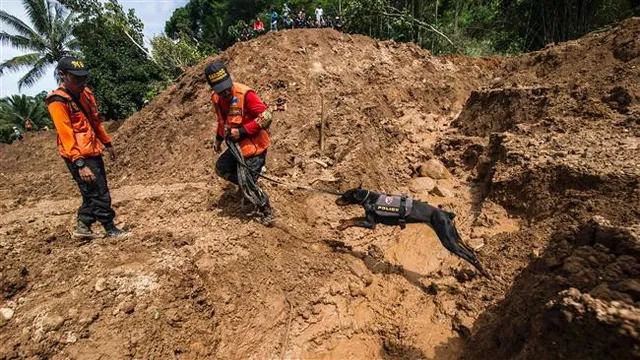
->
xmin=455 ymin=0 xmax=460 ymax=34
xmin=432 ymin=0 xmax=439 ymax=52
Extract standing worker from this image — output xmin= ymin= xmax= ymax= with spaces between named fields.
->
xmin=315 ymin=5 xmax=324 ymax=26
xmin=205 ymin=61 xmax=275 ymax=226
xmin=268 ymin=8 xmax=279 ymax=32
xmin=12 ymin=126 xmax=23 ymax=141
xmin=24 ymin=118 xmax=33 ymax=131
xmin=45 ymin=56 xmax=129 ymax=239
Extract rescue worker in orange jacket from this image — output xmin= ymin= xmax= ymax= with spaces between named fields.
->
xmin=205 ymin=61 xmax=275 ymax=226
xmin=45 ymin=56 xmax=129 ymax=239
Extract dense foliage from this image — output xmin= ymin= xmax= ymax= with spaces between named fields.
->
xmin=167 ymin=0 xmax=639 ymax=55
xmin=60 ymin=0 xmax=168 ymax=121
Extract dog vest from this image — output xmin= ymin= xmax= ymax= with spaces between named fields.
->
xmin=374 ymin=195 xmax=413 ymax=228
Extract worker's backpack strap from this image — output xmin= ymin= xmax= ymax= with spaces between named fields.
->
xmin=399 ymin=194 xmax=408 ymax=229
xmin=61 ymin=88 xmax=94 ymax=123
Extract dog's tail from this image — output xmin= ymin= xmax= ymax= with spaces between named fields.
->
xmin=431 ymin=209 xmax=488 ymax=276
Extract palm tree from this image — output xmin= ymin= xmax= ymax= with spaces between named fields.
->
xmin=0 ymin=94 xmax=50 ymax=129
xmin=0 ymin=0 xmax=79 ymax=90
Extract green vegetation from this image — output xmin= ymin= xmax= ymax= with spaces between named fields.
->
xmin=0 ymin=93 xmax=51 ymax=143
xmin=0 ymin=0 xmax=78 ymax=90
xmin=166 ymin=0 xmax=638 ymax=55
xmin=60 ymin=0 xmax=168 ymax=121
xmin=151 ymin=35 xmax=204 ymax=79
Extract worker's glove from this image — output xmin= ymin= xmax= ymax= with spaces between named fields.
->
xmin=257 ymin=111 xmax=273 ymax=130
xmin=214 ymin=139 xmax=223 ymax=153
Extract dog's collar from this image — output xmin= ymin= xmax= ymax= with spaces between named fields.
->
xmin=359 ymin=190 xmax=370 ymax=204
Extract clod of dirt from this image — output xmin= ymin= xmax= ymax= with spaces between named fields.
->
xmin=120 ymin=301 xmax=136 ymax=314
xmin=43 ymin=314 xmax=65 ymax=332
xmin=0 ymin=308 xmax=14 ymax=326
xmin=602 ymin=86 xmax=633 ymax=113
xmin=409 ymin=177 xmax=436 ymax=194
xmin=362 ymin=273 xmax=374 ymax=287
xmin=349 ymin=281 xmax=366 ymax=297
xmin=417 ymin=159 xmax=453 ymax=179
xmin=94 ymin=278 xmax=107 ymax=292
xmin=431 ymin=184 xmax=454 ymax=198
xmin=1 ymin=267 xmax=28 ymax=299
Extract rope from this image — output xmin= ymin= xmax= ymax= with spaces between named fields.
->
xmin=226 ymin=139 xmax=269 ymax=208
xmin=223 ymin=138 xmax=342 ymax=197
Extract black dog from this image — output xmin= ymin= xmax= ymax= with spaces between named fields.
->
xmin=335 ymin=187 xmax=486 ymax=275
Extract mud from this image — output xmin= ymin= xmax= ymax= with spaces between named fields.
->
xmin=1 ymin=19 xmax=639 ymax=359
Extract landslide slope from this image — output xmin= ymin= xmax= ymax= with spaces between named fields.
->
xmin=1 ymin=29 xmax=497 ymax=359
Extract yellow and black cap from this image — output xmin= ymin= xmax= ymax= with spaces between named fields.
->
xmin=204 ymin=61 xmax=232 ymax=94
xmin=57 ymin=56 xmax=89 ymax=76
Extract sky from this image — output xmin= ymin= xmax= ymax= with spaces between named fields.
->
xmin=0 ymin=0 xmax=189 ymax=97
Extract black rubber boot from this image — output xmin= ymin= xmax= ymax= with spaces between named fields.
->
xmin=258 ymin=205 xmax=275 ymax=227
xmin=73 ymin=220 xmax=102 ymax=239
xmin=103 ymin=222 xmax=131 ymax=238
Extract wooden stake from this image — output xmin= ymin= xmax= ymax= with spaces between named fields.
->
xmin=319 ymin=92 xmax=325 ymax=152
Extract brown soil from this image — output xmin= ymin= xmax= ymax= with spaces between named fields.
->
xmin=1 ymin=19 xmax=639 ymax=359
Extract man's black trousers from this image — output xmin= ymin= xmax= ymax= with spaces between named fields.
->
xmin=65 ymin=156 xmax=116 ymax=226
xmin=216 ymin=149 xmax=267 ymax=185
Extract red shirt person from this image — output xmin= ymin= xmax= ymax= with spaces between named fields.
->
xmin=253 ymin=17 xmax=265 ymax=33
xmin=206 ymin=61 xmax=275 ymax=226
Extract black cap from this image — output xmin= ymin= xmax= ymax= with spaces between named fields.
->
xmin=57 ymin=56 xmax=89 ymax=76
xmin=204 ymin=61 xmax=232 ymax=94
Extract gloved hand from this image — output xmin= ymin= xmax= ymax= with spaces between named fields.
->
xmin=257 ymin=111 xmax=273 ymax=129
xmin=228 ymin=128 xmax=241 ymax=141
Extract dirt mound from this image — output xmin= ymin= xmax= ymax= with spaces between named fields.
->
xmin=466 ymin=217 xmax=640 ymax=360
xmin=111 ymin=29 xmax=496 ymax=193
xmin=438 ymin=17 xmax=640 ymax=359
xmin=1 ymin=29 xmax=497 ymax=359
xmin=1 ymin=20 xmax=639 ymax=359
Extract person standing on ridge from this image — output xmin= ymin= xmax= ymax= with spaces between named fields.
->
xmin=268 ymin=8 xmax=279 ymax=32
xmin=253 ymin=16 xmax=265 ymax=35
xmin=315 ymin=5 xmax=324 ymax=26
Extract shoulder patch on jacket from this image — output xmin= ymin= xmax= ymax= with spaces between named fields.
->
xmin=45 ymin=95 xmax=69 ymax=105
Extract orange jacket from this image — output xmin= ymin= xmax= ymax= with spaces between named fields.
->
xmin=45 ymin=86 xmax=111 ymax=162
xmin=212 ymin=83 xmax=270 ymax=158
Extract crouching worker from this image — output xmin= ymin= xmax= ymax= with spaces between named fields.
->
xmin=205 ymin=61 xmax=275 ymax=227
xmin=45 ymin=56 xmax=130 ymax=239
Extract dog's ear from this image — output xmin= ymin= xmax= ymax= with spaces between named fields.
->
xmin=358 ymin=183 xmax=363 ymax=189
